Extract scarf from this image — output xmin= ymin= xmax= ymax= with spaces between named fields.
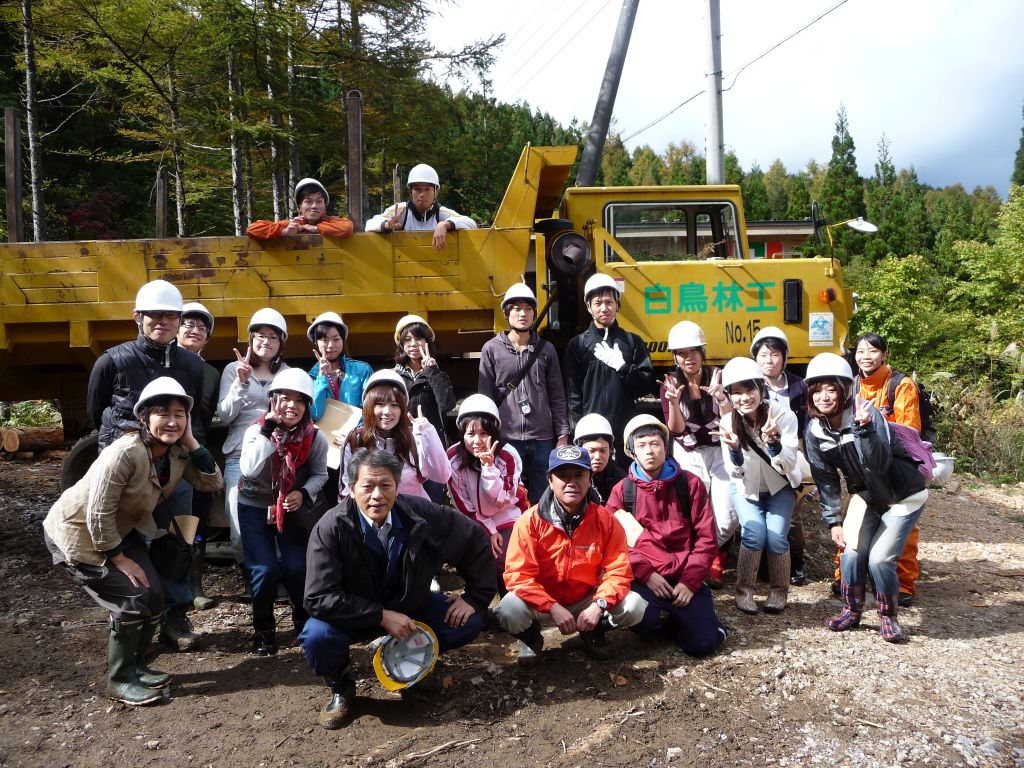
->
xmin=260 ymin=414 xmax=317 ymax=532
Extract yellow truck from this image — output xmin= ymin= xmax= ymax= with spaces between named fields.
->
xmin=0 ymin=144 xmax=854 ymax=441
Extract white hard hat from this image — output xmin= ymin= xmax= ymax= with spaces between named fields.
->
xmin=456 ymin=394 xmax=501 ymax=429
xmin=294 ymin=177 xmax=329 ymax=206
xmin=407 ymin=164 xmax=440 ymax=188
xmin=269 ymin=368 xmax=315 ymax=403
xmin=721 ymin=357 xmax=766 ymax=389
xmin=583 ymin=273 xmax=622 ymax=303
xmin=307 ymin=311 xmax=348 ymax=343
xmin=134 ymin=280 xmax=183 ymax=314
xmin=394 ymin=314 xmax=435 ymax=345
xmin=248 ymin=308 xmax=288 ymax=341
xmin=181 ymin=302 xmax=214 ymax=333
xmin=750 ymin=326 xmax=789 ymax=358
xmin=133 ymin=377 xmax=193 ymax=419
xmin=574 ymin=413 xmax=614 ymax=445
xmin=667 ymin=320 xmax=706 ymax=351
xmin=372 ymin=621 xmax=439 ymax=691
xmin=622 ymin=414 xmax=670 ymax=459
xmin=502 ymin=282 xmax=538 ymax=311
xmin=363 ymin=369 xmax=408 ymax=400
xmin=805 ymin=352 xmax=854 ymax=385
xmin=931 ymin=451 xmax=955 ymax=484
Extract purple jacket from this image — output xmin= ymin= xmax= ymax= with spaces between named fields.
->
xmin=478 ymin=331 xmax=569 ymax=442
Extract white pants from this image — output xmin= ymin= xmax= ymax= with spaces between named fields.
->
xmin=496 ymin=589 xmax=648 ymax=635
xmin=675 ymin=443 xmax=737 ymax=547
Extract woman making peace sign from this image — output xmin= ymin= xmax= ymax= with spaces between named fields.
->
xmin=717 ymin=357 xmax=802 ymax=615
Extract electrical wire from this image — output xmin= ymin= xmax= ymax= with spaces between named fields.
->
xmin=491 ymin=0 xmax=585 ymax=76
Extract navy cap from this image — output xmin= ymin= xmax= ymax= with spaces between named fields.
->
xmin=547 ymin=445 xmax=593 ymax=474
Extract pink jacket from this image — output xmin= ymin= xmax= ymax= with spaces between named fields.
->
xmin=447 ymin=443 xmax=523 ymax=534
xmin=341 ymin=421 xmax=451 ymax=501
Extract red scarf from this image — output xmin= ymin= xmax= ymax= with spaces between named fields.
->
xmin=260 ymin=415 xmax=317 ymax=532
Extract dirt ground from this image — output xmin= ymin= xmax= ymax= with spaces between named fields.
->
xmin=0 ymin=459 xmax=1022 ymax=768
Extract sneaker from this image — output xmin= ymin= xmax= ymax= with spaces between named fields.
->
xmin=579 ymin=629 xmax=612 ymax=661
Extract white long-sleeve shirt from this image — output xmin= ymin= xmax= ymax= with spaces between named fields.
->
xmin=365 ymin=202 xmax=476 ymax=233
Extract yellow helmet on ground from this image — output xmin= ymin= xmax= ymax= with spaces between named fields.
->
xmin=372 ymin=621 xmax=439 ymax=692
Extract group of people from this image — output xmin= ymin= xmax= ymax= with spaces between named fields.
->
xmin=42 ymin=171 xmax=933 ymax=728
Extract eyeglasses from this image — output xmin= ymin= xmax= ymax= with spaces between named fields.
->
xmin=181 ymin=321 xmax=209 ymax=333
xmin=143 ymin=311 xmax=181 ymax=322
xmin=253 ymin=332 xmax=280 ymax=343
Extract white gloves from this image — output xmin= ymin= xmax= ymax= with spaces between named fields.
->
xmin=593 ymin=341 xmax=626 ymax=371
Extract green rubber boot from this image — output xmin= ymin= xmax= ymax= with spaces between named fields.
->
xmin=135 ymin=619 xmax=172 ymax=689
xmin=191 ymin=541 xmax=216 ymax=611
xmin=106 ymin=620 xmax=165 ymax=706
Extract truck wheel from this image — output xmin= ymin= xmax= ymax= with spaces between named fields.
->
xmin=61 ymin=431 xmax=99 ymax=491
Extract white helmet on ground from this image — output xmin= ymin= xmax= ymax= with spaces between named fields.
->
xmin=248 ymin=308 xmax=288 ymax=341
xmin=501 ymin=283 xmax=538 ymax=311
xmin=667 ymin=320 xmax=706 ymax=351
xmin=394 ymin=314 xmax=435 ymax=345
xmin=307 ymin=311 xmax=348 ymax=343
xmin=622 ymin=414 xmax=671 ymax=458
xmin=583 ymin=273 xmax=622 ymax=304
xmin=269 ymin=368 xmax=315 ymax=403
xmin=456 ymin=394 xmax=501 ymax=429
xmin=573 ymin=413 xmax=615 ymax=445
xmin=721 ymin=357 xmax=766 ymax=390
xmin=294 ymin=177 xmax=329 ymax=206
xmin=407 ymin=164 xmax=440 ymax=189
xmin=750 ymin=326 xmax=789 ymax=359
xmin=363 ymin=369 xmax=408 ymax=400
xmin=181 ymin=302 xmax=214 ymax=333
xmin=804 ymin=352 xmax=854 ymax=385
xmin=134 ymin=280 xmax=183 ymax=314
xmin=133 ymin=377 xmax=193 ymax=419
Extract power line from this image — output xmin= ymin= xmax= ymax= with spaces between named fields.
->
xmin=492 ymin=0 xmax=586 ymax=76
xmin=622 ymin=0 xmax=850 ymax=143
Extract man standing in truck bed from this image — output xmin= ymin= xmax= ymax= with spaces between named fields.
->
xmin=563 ymin=274 xmax=656 ymax=467
xmin=246 ymin=178 xmax=354 ymax=240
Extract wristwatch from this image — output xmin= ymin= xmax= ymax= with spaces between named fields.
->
xmin=595 ymin=598 xmax=608 ymax=611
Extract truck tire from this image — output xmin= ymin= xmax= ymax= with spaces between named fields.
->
xmin=61 ymin=431 xmax=100 ymax=491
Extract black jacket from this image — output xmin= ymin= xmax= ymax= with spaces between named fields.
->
xmin=396 ymin=364 xmax=456 ymax=447
xmin=564 ymin=321 xmax=655 ymax=441
xmin=304 ymin=494 xmax=497 ymax=634
xmin=592 ymin=461 xmax=627 ymax=505
xmin=87 ymin=334 xmax=205 ymax=450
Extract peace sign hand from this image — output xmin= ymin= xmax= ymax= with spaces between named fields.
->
xmin=760 ymin=411 xmax=781 ymax=444
xmin=711 ymin=424 xmax=740 ymax=450
xmin=312 ymin=346 xmax=332 ymax=377
xmin=474 ymin=436 xmax=498 ymax=467
xmin=407 ymin=404 xmax=429 ymax=429
xmin=700 ymin=368 xmax=724 ymax=401
xmin=663 ymin=374 xmax=682 ymax=403
xmin=419 ymin=341 xmax=436 ymax=369
xmin=233 ymin=347 xmax=252 ymax=384
xmin=854 ymin=398 xmax=872 ymax=426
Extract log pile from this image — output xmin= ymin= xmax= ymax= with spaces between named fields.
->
xmin=0 ymin=426 xmax=66 ymax=458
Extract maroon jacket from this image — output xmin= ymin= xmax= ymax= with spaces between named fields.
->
xmin=606 ymin=460 xmax=718 ymax=594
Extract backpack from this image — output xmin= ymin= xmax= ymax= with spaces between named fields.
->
xmin=620 ymin=474 xmax=691 ymax=518
xmin=887 ymin=421 xmax=939 ymax=482
xmin=880 ymin=370 xmax=937 ymax=443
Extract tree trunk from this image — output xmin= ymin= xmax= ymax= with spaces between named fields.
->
xmin=227 ymin=49 xmax=245 ymax=235
xmin=2 ymin=426 xmax=65 ymax=453
xmin=286 ymin=18 xmax=298 ymax=218
xmin=21 ymin=0 xmax=45 ymax=241
xmin=167 ymin=61 xmax=187 ymax=236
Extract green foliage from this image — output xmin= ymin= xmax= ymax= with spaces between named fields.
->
xmin=1013 ymin=101 xmax=1024 ymax=187
xmin=786 ymin=173 xmax=811 ymax=219
xmin=931 ymin=382 xmax=1024 ymax=483
xmin=764 ymin=159 xmax=789 ymax=219
xmin=628 ymin=145 xmax=664 ymax=186
xmin=820 ymin=106 xmax=865 ymax=261
xmin=0 ymin=400 xmax=63 ymax=428
xmin=741 ymin=162 xmax=770 ymax=220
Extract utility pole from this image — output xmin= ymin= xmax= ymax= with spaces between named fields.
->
xmin=705 ymin=0 xmax=725 ymax=185
xmin=576 ymin=0 xmax=639 ymax=187
xmin=345 ymin=90 xmax=366 ymax=229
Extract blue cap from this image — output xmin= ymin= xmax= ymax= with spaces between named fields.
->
xmin=547 ymin=445 xmax=593 ymax=474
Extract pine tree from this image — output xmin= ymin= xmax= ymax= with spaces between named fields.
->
xmin=1012 ymin=100 xmax=1024 ymax=187
xmin=628 ymin=145 xmax=664 ymax=186
xmin=742 ymin=163 xmax=770 ymax=220
xmin=786 ymin=173 xmax=811 ymax=220
xmin=764 ymin=159 xmax=789 ymax=219
xmin=820 ymin=105 xmax=865 ymax=259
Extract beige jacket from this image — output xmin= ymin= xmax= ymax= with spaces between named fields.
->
xmin=43 ymin=433 xmax=223 ymax=566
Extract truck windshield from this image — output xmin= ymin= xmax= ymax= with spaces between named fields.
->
xmin=603 ymin=201 xmax=742 ymax=262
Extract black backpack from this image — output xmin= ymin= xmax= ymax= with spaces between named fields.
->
xmin=882 ymin=371 xmax=937 ymax=443
xmin=619 ymin=474 xmax=691 ymax=519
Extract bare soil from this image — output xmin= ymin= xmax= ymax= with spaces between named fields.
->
xmin=0 ymin=459 xmax=1021 ymax=768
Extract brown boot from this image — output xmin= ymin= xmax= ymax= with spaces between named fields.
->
xmin=764 ymin=551 xmax=791 ymax=613
xmin=734 ymin=545 xmax=761 ymax=614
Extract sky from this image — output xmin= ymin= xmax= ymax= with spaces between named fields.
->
xmin=425 ymin=0 xmax=1024 ymax=197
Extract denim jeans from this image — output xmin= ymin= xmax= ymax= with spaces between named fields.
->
xmin=732 ymin=486 xmax=795 ymax=555
xmin=840 ymin=502 xmax=924 ymax=596
xmin=299 ymin=591 xmax=484 ymax=676
xmin=631 ymin=581 xmax=725 ymax=657
xmin=506 ymin=438 xmax=555 ymax=504
xmin=237 ymin=501 xmax=308 ymax=610
xmin=153 ymin=479 xmax=194 ymax=612
xmin=222 ymin=454 xmax=244 ymax=562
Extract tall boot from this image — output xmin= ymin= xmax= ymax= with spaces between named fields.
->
xmin=319 ymin=672 xmax=356 ymax=730
xmin=876 ymin=593 xmax=907 ymax=643
xmin=191 ymin=541 xmax=216 ymax=611
xmin=135 ymin=618 xmax=171 ymax=688
xmin=513 ymin=620 xmax=544 ymax=665
xmin=734 ymin=545 xmax=761 ymax=614
xmin=825 ymin=581 xmax=865 ymax=631
xmin=107 ymin=619 xmax=165 ymax=706
xmin=160 ymin=605 xmax=199 ymax=651
xmin=252 ymin=600 xmax=277 ymax=656
xmin=764 ymin=551 xmax=791 ymax=614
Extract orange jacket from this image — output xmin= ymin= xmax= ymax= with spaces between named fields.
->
xmin=246 ymin=215 xmax=354 ymax=240
xmin=503 ymin=499 xmax=633 ymax=613
xmin=858 ymin=364 xmax=921 ymax=431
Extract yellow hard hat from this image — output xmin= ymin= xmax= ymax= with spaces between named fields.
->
xmin=372 ymin=621 xmax=439 ymax=692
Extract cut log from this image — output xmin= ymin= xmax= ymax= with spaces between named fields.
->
xmin=3 ymin=425 xmax=65 ymax=453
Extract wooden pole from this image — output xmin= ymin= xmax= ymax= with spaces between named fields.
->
xmin=155 ymin=167 xmax=167 ymax=238
xmin=4 ymin=107 xmax=25 ymax=243
xmin=345 ymin=90 xmax=365 ymax=230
